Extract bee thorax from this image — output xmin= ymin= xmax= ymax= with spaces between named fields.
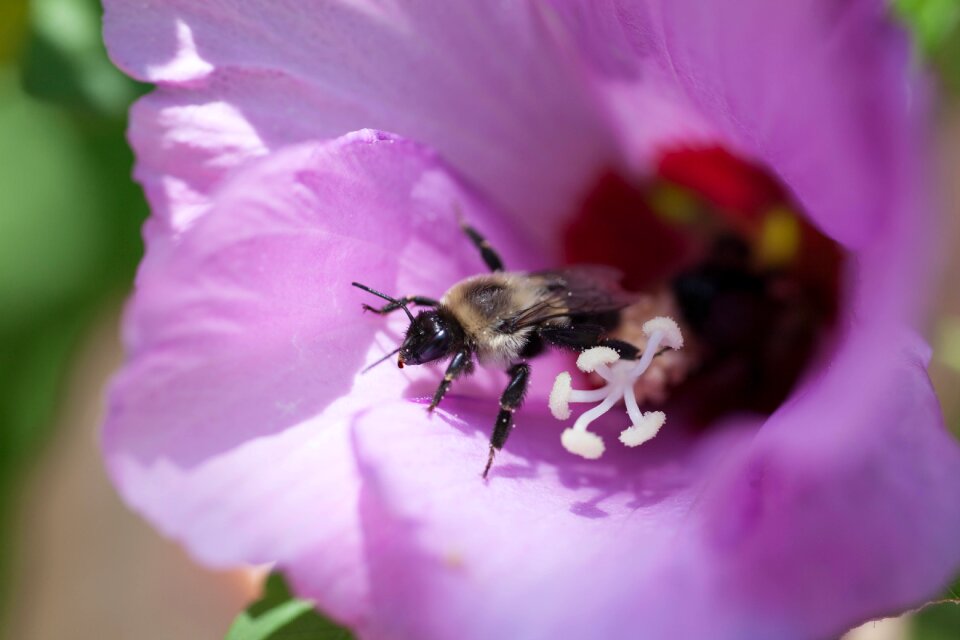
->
xmin=475 ymin=328 xmax=535 ymax=367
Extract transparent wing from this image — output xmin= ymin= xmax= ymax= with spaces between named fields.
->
xmin=503 ymin=266 xmax=636 ymax=331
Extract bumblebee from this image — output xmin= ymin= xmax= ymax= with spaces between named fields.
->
xmin=353 ymin=220 xmax=640 ymax=478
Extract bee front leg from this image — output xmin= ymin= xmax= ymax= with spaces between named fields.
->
xmin=428 ymin=349 xmax=473 ymax=412
xmin=484 ymin=363 xmax=531 ymax=478
xmin=362 ymin=295 xmax=439 ymax=315
xmin=459 ymin=218 xmax=504 ymax=272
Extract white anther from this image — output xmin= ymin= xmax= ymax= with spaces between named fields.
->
xmin=549 ymin=317 xmax=684 ymax=460
xmin=549 ymin=372 xmax=573 ymax=420
xmin=619 ymin=411 xmax=666 ymax=447
xmin=561 ymin=428 xmax=605 ymax=459
xmin=576 ymin=346 xmax=620 ymax=372
xmin=642 ymin=316 xmax=684 ymax=350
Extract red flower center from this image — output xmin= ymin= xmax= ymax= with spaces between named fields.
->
xmin=564 ymin=145 xmax=844 ymax=424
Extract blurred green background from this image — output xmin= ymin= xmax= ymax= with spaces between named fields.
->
xmin=0 ymin=0 xmax=957 ymax=638
xmin=0 ymin=0 xmax=145 ymax=475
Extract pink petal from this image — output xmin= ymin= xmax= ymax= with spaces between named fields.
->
xmin=103 ymin=1 xmax=622 ymax=247
xmin=103 ymin=131 xmax=531 ymax=625
xmin=346 ymin=339 xmax=960 ymax=640
xmin=347 ymin=394 xmax=753 ymax=639
xmin=101 ymin=3 xmax=960 ymax=638
xmin=699 ymin=341 xmax=960 ymax=639
xmin=549 ymin=0 xmax=927 ymax=250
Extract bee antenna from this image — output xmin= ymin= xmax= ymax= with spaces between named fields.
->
xmin=361 ymin=347 xmax=402 ymax=374
xmin=351 ymin=282 xmax=415 ymax=322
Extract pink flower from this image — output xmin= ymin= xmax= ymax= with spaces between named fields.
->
xmin=102 ymin=2 xmax=960 ymax=639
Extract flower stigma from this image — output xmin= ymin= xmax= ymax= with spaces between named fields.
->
xmin=550 ymin=317 xmax=684 ymax=459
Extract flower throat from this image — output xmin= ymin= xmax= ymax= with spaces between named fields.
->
xmin=564 ymin=146 xmax=845 ymax=427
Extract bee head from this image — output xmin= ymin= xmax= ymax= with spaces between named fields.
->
xmin=399 ymin=310 xmax=457 ymax=366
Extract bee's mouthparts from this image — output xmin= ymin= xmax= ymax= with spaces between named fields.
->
xmin=397 ymin=354 xmax=405 ymax=368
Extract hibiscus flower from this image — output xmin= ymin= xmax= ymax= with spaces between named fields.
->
xmin=101 ymin=1 xmax=960 ymax=638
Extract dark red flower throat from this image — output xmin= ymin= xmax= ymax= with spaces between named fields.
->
xmin=564 ymin=146 xmax=844 ymax=425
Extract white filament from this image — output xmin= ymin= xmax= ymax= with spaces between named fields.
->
xmin=549 ymin=316 xmax=683 ymax=459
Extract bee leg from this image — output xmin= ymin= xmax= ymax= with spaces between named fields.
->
xmin=540 ymin=327 xmax=641 ymax=360
xmin=362 ymin=295 xmax=439 ymax=315
xmin=538 ymin=324 xmax=605 ymax=351
xmin=428 ymin=348 xmax=473 ymax=412
xmin=598 ymin=338 xmax=640 ymax=361
xmin=459 ymin=219 xmax=504 ymax=272
xmin=484 ymin=363 xmax=531 ymax=478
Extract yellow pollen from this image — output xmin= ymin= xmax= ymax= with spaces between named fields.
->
xmin=649 ymin=183 xmax=700 ymax=224
xmin=758 ymin=206 xmax=801 ymax=266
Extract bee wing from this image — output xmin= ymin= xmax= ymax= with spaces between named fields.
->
xmin=504 ymin=266 xmax=636 ymax=330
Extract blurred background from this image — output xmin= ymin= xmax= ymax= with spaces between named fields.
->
xmin=0 ymin=0 xmax=957 ymax=638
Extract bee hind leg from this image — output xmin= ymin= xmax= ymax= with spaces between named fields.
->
xmin=597 ymin=338 xmax=640 ymax=361
xmin=539 ymin=324 xmax=605 ymax=351
xmin=484 ymin=363 xmax=531 ymax=479
xmin=540 ymin=326 xmax=641 ymax=360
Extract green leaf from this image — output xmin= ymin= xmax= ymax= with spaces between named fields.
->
xmin=911 ymin=578 xmax=960 ymax=640
xmin=894 ymin=0 xmax=960 ymax=95
xmin=20 ymin=0 xmax=148 ymax=116
xmin=226 ymin=573 xmax=355 ymax=640
xmin=0 ymin=69 xmax=106 ymax=332
xmin=0 ymin=41 xmax=148 ymax=338
xmin=0 ymin=0 xmax=28 ymax=63
xmin=0 ymin=308 xmax=91 ymax=463
xmin=895 ymin=0 xmax=960 ymax=56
